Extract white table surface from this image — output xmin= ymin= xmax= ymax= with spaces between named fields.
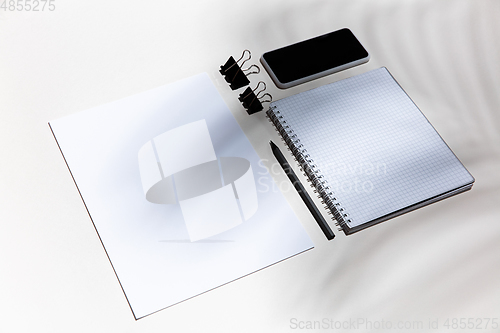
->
xmin=1 ymin=0 xmax=499 ymax=332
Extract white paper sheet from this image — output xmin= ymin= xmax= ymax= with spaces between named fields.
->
xmin=49 ymin=73 xmax=313 ymax=319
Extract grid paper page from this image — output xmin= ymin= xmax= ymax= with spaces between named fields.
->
xmin=270 ymin=68 xmax=474 ymax=228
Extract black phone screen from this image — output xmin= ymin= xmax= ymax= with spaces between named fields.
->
xmin=262 ymin=28 xmax=369 ymax=84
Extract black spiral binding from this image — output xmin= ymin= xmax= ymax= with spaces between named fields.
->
xmin=266 ymin=105 xmax=350 ymax=231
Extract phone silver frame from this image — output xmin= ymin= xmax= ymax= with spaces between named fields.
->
xmin=260 ymin=29 xmax=370 ymax=89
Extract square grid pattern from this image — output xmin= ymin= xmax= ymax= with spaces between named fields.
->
xmin=270 ymin=68 xmax=474 ymax=228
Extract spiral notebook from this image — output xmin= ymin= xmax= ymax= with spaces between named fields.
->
xmin=267 ymin=67 xmax=475 ymax=235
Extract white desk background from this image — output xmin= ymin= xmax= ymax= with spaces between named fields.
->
xmin=1 ymin=0 xmax=499 ymax=332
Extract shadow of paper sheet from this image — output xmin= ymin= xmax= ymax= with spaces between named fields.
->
xmin=138 ymin=120 xmax=258 ymax=242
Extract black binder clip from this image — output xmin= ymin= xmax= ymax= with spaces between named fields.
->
xmin=220 ymin=50 xmax=260 ymax=90
xmin=238 ymin=81 xmax=272 ymax=115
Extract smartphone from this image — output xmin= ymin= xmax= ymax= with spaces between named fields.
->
xmin=260 ymin=28 xmax=370 ymax=89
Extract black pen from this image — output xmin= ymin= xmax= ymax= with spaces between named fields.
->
xmin=270 ymin=141 xmax=335 ymax=240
